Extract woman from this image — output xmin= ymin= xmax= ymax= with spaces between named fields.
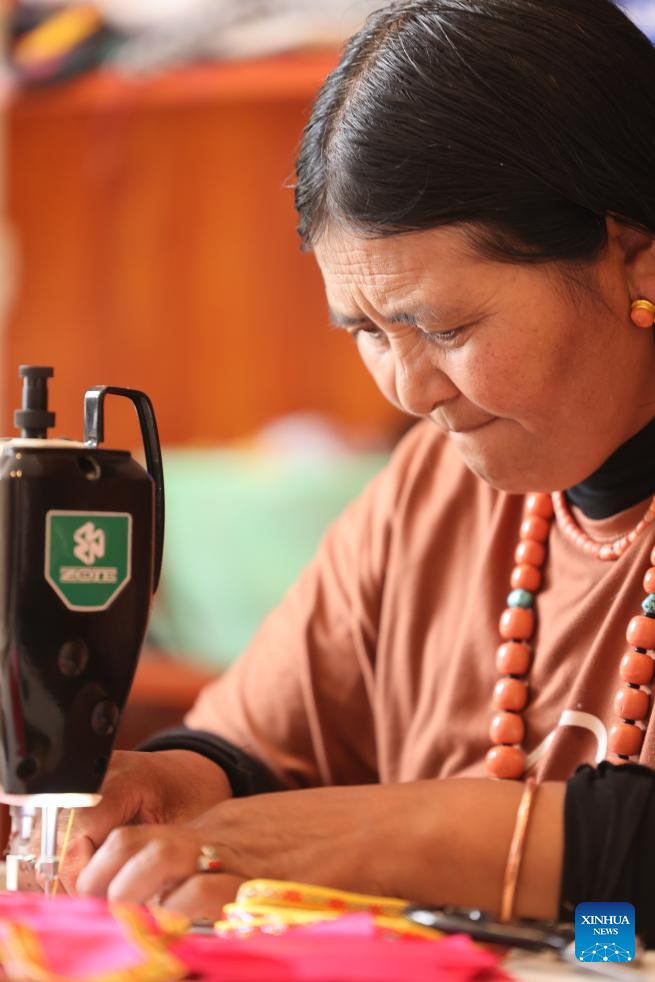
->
xmin=69 ymin=0 xmax=655 ymax=940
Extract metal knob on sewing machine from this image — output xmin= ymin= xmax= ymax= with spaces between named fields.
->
xmin=0 ymin=366 xmax=164 ymax=893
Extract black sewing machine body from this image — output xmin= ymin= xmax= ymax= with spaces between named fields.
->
xmin=0 ymin=367 xmax=164 ymax=802
xmin=0 ymin=442 xmax=154 ymax=795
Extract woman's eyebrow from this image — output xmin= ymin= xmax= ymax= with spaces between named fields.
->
xmin=328 ymin=307 xmax=369 ymax=328
xmin=328 ymin=305 xmax=458 ymax=329
xmin=328 ymin=306 xmax=427 ymax=328
xmin=387 ymin=310 xmax=422 ymax=326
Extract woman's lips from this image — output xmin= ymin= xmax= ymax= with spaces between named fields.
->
xmin=444 ymin=417 xmax=498 ymax=434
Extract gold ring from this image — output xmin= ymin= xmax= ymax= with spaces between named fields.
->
xmin=631 ymin=299 xmax=655 ymax=316
xmin=196 ymin=845 xmax=223 ymax=874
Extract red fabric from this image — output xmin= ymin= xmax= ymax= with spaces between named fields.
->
xmin=175 ymin=914 xmax=511 ymax=981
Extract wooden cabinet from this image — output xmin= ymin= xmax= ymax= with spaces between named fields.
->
xmin=0 ymin=56 xmax=405 ymax=848
xmin=5 ymin=53 xmax=403 ymax=448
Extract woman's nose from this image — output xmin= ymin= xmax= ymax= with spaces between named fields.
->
xmin=393 ymin=350 xmax=458 ymax=417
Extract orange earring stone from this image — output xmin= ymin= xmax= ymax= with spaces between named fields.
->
xmin=631 ymin=299 xmax=655 ymax=328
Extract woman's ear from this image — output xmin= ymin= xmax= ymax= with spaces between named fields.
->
xmin=606 ymin=215 xmax=655 ymax=301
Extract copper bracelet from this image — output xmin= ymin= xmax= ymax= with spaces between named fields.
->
xmin=500 ymin=777 xmax=539 ymax=923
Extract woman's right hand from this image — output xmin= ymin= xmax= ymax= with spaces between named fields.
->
xmin=55 ymin=749 xmax=232 ymax=892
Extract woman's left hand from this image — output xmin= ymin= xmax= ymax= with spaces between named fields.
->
xmin=75 ymin=782 xmax=422 ymax=918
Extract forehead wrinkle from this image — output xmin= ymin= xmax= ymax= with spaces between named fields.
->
xmin=326 ymin=267 xmax=473 ymax=328
xmin=317 ymin=226 xmax=493 ymax=325
xmin=324 ymin=266 xmax=420 ymax=325
xmin=340 ymin=262 xmax=432 ymax=322
xmin=325 ymin=261 xmax=422 ymax=294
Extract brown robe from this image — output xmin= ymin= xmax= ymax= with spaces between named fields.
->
xmin=186 ymin=419 xmax=655 ymax=787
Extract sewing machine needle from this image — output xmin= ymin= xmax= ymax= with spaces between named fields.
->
xmin=39 ymin=804 xmax=60 ymax=897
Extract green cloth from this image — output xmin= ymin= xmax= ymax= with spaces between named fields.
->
xmin=148 ymin=449 xmax=387 ymax=668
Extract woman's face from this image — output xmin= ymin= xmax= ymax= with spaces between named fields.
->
xmin=314 ymin=222 xmax=655 ymax=493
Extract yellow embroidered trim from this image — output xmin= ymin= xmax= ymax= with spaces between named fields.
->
xmin=235 ymin=879 xmax=408 ymax=915
xmin=218 ymin=879 xmax=442 ymax=942
xmin=217 ymin=906 xmax=440 ymax=942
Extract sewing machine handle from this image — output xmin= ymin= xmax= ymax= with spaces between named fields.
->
xmin=83 ymin=385 xmax=165 ymax=592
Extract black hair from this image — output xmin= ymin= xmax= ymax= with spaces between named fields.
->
xmin=294 ymin=0 xmax=655 ymax=264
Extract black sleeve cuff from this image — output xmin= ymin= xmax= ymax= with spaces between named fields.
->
xmin=138 ymin=726 xmax=283 ymax=798
xmin=561 ymin=760 xmax=655 ymax=947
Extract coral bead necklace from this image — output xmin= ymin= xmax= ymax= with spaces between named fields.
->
xmin=486 ymin=490 xmax=655 ymax=780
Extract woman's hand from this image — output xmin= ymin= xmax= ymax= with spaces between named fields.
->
xmin=76 ymin=782 xmax=415 ymax=916
xmin=59 ymin=749 xmax=232 ymax=891
xmin=75 ymin=822 xmax=247 ymax=919
xmin=75 ymin=778 xmax=566 ymax=922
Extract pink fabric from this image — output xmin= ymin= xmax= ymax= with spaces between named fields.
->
xmin=0 ymin=893 xmax=170 ymax=978
xmin=0 ymin=894 xmax=510 ymax=981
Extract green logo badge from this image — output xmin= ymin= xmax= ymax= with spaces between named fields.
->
xmin=45 ymin=511 xmax=132 ymax=611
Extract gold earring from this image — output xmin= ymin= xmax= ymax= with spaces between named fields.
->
xmin=631 ymin=299 xmax=655 ymax=329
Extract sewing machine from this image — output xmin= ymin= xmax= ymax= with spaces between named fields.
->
xmin=0 ymin=366 xmax=164 ymax=893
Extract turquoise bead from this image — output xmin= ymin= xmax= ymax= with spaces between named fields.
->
xmin=507 ymin=588 xmax=535 ymax=609
xmin=642 ymin=594 xmax=655 ymax=618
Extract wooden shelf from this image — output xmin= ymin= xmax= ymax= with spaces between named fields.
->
xmin=5 ymin=51 xmax=402 ymax=448
xmin=9 ymin=50 xmax=341 ymax=116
